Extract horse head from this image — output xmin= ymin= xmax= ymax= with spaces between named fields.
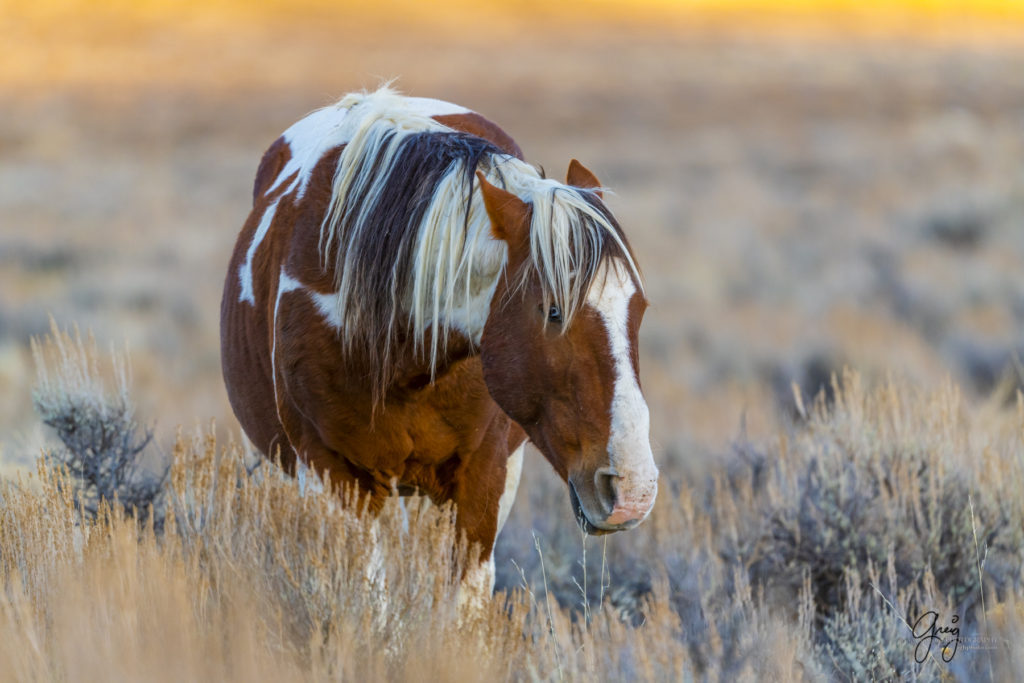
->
xmin=476 ymin=161 xmax=658 ymax=535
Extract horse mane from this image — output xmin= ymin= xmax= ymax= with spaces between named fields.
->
xmin=319 ymin=87 xmax=641 ymax=398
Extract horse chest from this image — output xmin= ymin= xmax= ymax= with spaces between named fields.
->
xmin=324 ymin=364 xmax=507 ymax=474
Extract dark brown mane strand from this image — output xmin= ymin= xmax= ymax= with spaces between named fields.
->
xmin=331 ymin=130 xmax=502 ymax=401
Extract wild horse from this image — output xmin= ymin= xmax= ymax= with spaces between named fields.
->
xmin=221 ymin=87 xmax=657 ymax=590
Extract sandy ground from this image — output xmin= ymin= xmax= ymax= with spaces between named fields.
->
xmin=2 ymin=9 xmax=1023 ymax=483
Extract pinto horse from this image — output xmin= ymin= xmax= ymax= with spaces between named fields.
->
xmin=221 ymin=87 xmax=658 ymax=587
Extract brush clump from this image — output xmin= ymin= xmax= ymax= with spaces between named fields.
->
xmin=4 ymin=325 xmax=1024 ymax=681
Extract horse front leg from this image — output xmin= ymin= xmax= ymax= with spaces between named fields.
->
xmin=287 ymin=435 xmax=396 ymax=617
xmin=449 ymin=441 xmax=525 ymax=615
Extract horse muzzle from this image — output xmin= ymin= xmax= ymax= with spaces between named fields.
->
xmin=568 ymin=466 xmax=658 ymax=536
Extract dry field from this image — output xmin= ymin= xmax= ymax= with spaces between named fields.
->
xmin=2 ymin=2 xmax=1024 ymax=680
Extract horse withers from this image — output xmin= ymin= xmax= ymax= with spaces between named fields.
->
xmin=220 ymin=87 xmax=658 ymax=591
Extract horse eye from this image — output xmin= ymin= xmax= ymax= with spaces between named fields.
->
xmin=548 ymin=305 xmax=562 ymax=323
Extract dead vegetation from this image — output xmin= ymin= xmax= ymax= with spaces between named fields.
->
xmin=5 ymin=320 xmax=1023 ymax=681
xmin=31 ymin=321 xmax=165 ymax=526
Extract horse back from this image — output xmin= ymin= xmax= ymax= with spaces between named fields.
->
xmin=433 ymin=112 xmax=523 ymax=160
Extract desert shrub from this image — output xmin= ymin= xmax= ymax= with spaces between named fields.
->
xmin=0 ymin=426 xmax=722 ymax=681
xmin=494 ymin=442 xmax=824 ymax=679
xmin=15 ymin=326 xmax=1024 ymax=680
xmin=722 ymin=371 xmax=1024 ymax=680
xmin=739 ymin=372 xmax=1023 ymax=614
xmin=31 ymin=322 xmax=167 ymax=527
xmin=165 ymin=431 xmax=488 ymax=677
xmin=20 ymin=323 xmax=717 ymax=680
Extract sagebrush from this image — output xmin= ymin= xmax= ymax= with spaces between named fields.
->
xmin=4 ymin=327 xmax=1024 ymax=681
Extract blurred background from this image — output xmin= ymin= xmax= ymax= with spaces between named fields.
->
xmin=1 ymin=0 xmax=1023 ymax=476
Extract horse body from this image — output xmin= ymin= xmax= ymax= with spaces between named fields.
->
xmin=221 ymin=88 xmax=657 ymax=566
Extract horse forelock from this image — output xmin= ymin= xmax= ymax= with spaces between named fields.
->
xmin=512 ymin=180 xmax=643 ymax=329
xmin=316 ymin=86 xmax=642 ymax=400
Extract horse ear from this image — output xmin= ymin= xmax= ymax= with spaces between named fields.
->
xmin=477 ymin=171 xmax=530 ymax=252
xmin=566 ymin=159 xmax=603 ymax=198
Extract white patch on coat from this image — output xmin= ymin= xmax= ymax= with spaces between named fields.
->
xmin=309 ymin=288 xmax=344 ymax=330
xmin=266 ymin=92 xmax=468 ymax=203
xmin=586 ymin=260 xmax=658 ymax=507
xmin=269 ymin=105 xmax=350 ymax=199
xmin=295 ymin=457 xmax=327 ymax=497
xmin=405 ymin=96 xmax=471 ymax=118
xmin=458 ymin=556 xmax=496 ymax=618
xmin=271 ymin=270 xmax=302 ymax=424
xmin=238 ymin=198 xmax=280 ymax=305
xmin=495 ymin=443 xmax=524 ymax=538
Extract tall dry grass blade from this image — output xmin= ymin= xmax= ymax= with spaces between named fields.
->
xmin=533 ymin=531 xmax=564 ymax=682
xmin=969 ymin=494 xmax=995 ymax=681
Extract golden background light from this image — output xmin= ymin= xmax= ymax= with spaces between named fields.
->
xmin=3 ymin=0 xmax=1024 ymax=89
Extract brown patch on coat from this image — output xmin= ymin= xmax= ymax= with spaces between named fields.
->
xmin=627 ymin=289 xmax=647 ymax=382
xmin=283 ymin=144 xmax=345 ymax=294
xmin=433 ymin=112 xmax=524 ymax=160
xmin=252 ymin=136 xmax=292 ymax=202
xmin=479 ymin=263 xmax=617 ymax=483
xmin=221 ymin=137 xmax=303 ymax=465
xmin=476 ymin=174 xmax=618 ymax=481
xmin=271 ymin=288 xmax=521 ymax=550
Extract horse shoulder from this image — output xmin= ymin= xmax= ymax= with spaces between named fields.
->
xmin=433 ymin=112 xmax=524 ymax=160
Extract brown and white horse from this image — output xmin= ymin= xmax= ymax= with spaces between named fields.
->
xmin=221 ymin=87 xmax=658 ymax=589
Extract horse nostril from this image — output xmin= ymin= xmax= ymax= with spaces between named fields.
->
xmin=594 ymin=467 xmax=618 ymax=516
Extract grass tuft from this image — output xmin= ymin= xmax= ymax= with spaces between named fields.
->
xmin=7 ymin=339 xmax=1024 ymax=680
xmin=31 ymin=320 xmax=166 ymax=527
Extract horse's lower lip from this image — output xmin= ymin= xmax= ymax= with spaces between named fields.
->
xmin=568 ymin=482 xmax=615 ymax=536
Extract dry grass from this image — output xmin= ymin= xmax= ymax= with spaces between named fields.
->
xmin=31 ymin=321 xmax=163 ymax=524
xmin=2 ymin=328 xmax=694 ymax=681
xmin=5 ymin=308 xmax=1024 ymax=681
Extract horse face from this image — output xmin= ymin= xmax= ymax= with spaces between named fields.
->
xmin=477 ymin=166 xmax=658 ymax=535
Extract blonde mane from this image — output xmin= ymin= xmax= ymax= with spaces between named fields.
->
xmin=318 ymin=87 xmax=642 ymax=393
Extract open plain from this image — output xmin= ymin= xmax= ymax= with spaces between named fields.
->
xmin=2 ymin=2 xmax=1024 ymax=680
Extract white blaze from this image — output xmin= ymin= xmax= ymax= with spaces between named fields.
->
xmin=586 ymin=260 xmax=658 ymax=511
